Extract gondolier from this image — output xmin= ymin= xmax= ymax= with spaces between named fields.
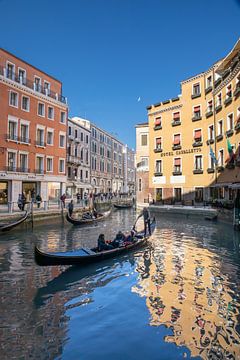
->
xmin=137 ymin=207 xmax=151 ymax=236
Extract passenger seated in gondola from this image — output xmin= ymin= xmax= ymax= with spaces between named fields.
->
xmin=111 ymin=231 xmax=126 ymax=248
xmin=82 ymin=211 xmax=92 ymax=220
xmin=98 ymin=234 xmax=114 ymax=251
xmin=92 ymin=208 xmax=98 ymax=219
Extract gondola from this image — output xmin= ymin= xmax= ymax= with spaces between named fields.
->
xmin=114 ymin=203 xmax=133 ymax=209
xmin=34 ymin=219 xmax=156 ymax=266
xmin=66 ymin=208 xmax=112 ymax=226
xmin=0 ymin=211 xmax=28 ymax=232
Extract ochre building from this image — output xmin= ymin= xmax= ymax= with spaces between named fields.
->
xmin=147 ymin=39 xmax=240 ymax=205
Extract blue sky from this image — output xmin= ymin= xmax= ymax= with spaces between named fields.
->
xmin=0 ymin=0 xmax=239 ymax=148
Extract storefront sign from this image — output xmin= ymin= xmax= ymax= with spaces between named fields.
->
xmin=159 ymin=148 xmax=202 ymax=157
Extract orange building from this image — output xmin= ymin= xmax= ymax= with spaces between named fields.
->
xmin=0 ymin=48 xmax=68 ymax=209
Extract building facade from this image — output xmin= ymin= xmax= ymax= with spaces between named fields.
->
xmin=123 ymin=145 xmax=136 ymax=194
xmin=66 ymin=117 xmax=91 ymax=199
xmin=0 ymin=48 xmax=68 ymax=209
xmin=135 ymin=123 xmax=152 ymax=204
xmin=147 ymin=39 xmax=240 ymax=205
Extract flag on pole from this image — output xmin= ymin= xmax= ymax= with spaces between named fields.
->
xmin=226 ymin=137 xmax=234 ymax=163
xmin=209 ymin=145 xmax=218 ymax=166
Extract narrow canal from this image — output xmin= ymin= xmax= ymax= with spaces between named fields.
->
xmin=0 ymin=209 xmax=240 ymax=359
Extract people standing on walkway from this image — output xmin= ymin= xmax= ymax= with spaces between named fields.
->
xmin=76 ymin=192 xmax=81 ymax=204
xmin=68 ymin=200 xmax=74 ymax=217
xmin=60 ymin=193 xmax=66 ymax=209
xmin=21 ymin=192 xmax=26 ymax=211
xmin=36 ymin=194 xmax=42 ymax=208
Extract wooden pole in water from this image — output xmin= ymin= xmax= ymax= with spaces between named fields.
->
xmin=31 ymin=201 xmax=34 ymax=229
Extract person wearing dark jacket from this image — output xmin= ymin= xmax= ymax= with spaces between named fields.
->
xmin=97 ymin=234 xmax=114 ymax=251
xmin=137 ymin=207 xmax=151 ymax=236
xmin=68 ymin=200 xmax=74 ymax=217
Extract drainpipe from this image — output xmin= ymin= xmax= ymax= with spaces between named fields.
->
xmin=212 ymin=67 xmax=218 ymax=186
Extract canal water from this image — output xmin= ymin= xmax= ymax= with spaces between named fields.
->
xmin=0 ymin=209 xmax=240 ymax=360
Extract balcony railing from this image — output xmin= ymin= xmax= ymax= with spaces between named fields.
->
xmin=6 ymin=134 xmax=31 ymax=144
xmin=17 ymin=167 xmax=30 ymax=173
xmin=207 ymin=168 xmax=214 ymax=173
xmin=215 ymin=104 xmax=222 ymax=113
xmin=205 ymin=86 xmax=212 ymax=94
xmin=171 ymin=120 xmax=181 ymax=126
xmin=216 ymin=134 xmax=223 ymax=142
xmin=0 ymin=66 xmax=67 ymax=104
xmin=192 ymin=114 xmax=202 ymax=122
xmin=224 ymin=96 xmax=232 ymax=106
xmin=172 ymin=170 xmax=182 ymax=176
xmin=205 ymin=110 xmax=213 ymax=118
xmin=172 ymin=144 xmax=181 ymax=150
xmin=154 ymin=172 xmax=163 ymax=176
xmin=193 ymin=169 xmax=203 ymax=174
xmin=154 ymin=148 xmax=163 ymax=153
xmin=191 ymin=93 xmax=201 ymax=99
xmin=67 ymin=155 xmax=82 ymax=165
xmin=206 ymin=139 xmax=214 ymax=145
xmin=19 ymin=136 xmax=31 ymax=144
xmin=35 ymin=168 xmax=45 ymax=174
xmin=234 ymin=85 xmax=240 ymax=97
xmin=154 ymin=124 xmax=162 ymax=130
xmin=192 ymin=140 xmax=203 ymax=147
xmin=5 ymin=166 xmax=17 ymax=172
xmin=226 ymin=129 xmax=234 ymax=137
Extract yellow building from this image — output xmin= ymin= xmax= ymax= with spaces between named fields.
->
xmin=147 ymin=39 xmax=240 ymax=205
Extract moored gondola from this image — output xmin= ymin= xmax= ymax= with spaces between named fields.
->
xmin=66 ymin=208 xmax=112 ymax=226
xmin=0 ymin=211 xmax=28 ymax=232
xmin=34 ymin=219 xmax=156 ymax=266
xmin=114 ymin=203 xmax=133 ymax=209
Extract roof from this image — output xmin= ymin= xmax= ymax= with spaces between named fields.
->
xmin=215 ymin=38 xmax=240 ymax=74
xmin=135 ymin=122 xmax=148 ymax=128
xmin=0 ymin=47 xmax=62 ymax=84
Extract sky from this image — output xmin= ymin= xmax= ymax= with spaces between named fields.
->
xmin=0 ymin=0 xmax=240 ymax=149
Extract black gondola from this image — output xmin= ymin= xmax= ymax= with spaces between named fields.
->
xmin=114 ymin=203 xmax=133 ymax=209
xmin=34 ymin=219 xmax=156 ymax=266
xmin=0 ymin=211 xmax=28 ymax=232
xmin=66 ymin=208 xmax=112 ymax=226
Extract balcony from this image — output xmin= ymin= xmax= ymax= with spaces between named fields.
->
xmin=226 ymin=129 xmax=234 ymax=137
xmin=67 ymin=155 xmax=82 ymax=165
xmin=74 ymin=138 xmax=80 ymax=143
xmin=191 ymin=93 xmax=201 ymax=99
xmin=234 ymin=85 xmax=240 ymax=97
xmin=193 ymin=169 xmax=203 ymax=174
xmin=154 ymin=172 xmax=163 ymax=177
xmin=192 ymin=114 xmax=202 ymax=122
xmin=35 ymin=140 xmax=46 ymax=147
xmin=154 ymin=125 xmax=162 ymax=130
xmin=216 ymin=134 xmax=223 ymax=142
xmin=206 ymin=139 xmax=214 ymax=145
xmin=172 ymin=171 xmax=182 ymax=176
xmin=215 ymin=104 xmax=222 ymax=113
xmin=5 ymin=166 xmax=17 ymax=172
xmin=19 ymin=136 xmax=31 ymax=144
xmin=6 ymin=134 xmax=18 ymax=142
xmin=35 ymin=168 xmax=45 ymax=174
xmin=222 ymin=69 xmax=230 ymax=80
xmin=205 ymin=86 xmax=212 ymax=95
xmin=192 ymin=140 xmax=203 ymax=147
xmin=235 ymin=122 xmax=240 ymax=132
xmin=17 ymin=167 xmax=30 ymax=173
xmin=171 ymin=120 xmax=181 ymax=127
xmin=172 ymin=144 xmax=181 ymax=150
xmin=0 ymin=66 xmax=67 ymax=104
xmin=214 ymin=78 xmax=221 ymax=88
xmin=154 ymin=148 xmax=163 ymax=153
xmin=224 ymin=97 xmax=232 ymax=106
xmin=69 ymin=135 xmax=74 ymax=141
xmin=205 ymin=110 xmax=213 ymax=118
xmin=207 ymin=168 xmax=214 ymax=173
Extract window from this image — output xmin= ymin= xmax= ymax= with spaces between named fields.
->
xmin=192 ymin=83 xmax=200 ymax=96
xmin=219 ymin=149 xmax=224 ymax=166
xmin=193 ymin=106 xmax=201 ymax=118
xmin=194 ymin=129 xmax=202 ymax=142
xmin=206 ymin=75 xmax=212 ymax=88
xmin=86 ymin=170 xmax=88 ymax=179
xmin=218 ymin=120 xmax=223 ymax=135
xmin=59 ymin=134 xmax=65 ymax=148
xmin=86 ymin=150 xmax=89 ymax=164
xmin=174 ymin=188 xmax=182 ymax=202
xmin=209 ymin=154 xmax=215 ymax=169
xmin=174 ymin=158 xmax=181 ymax=173
xmin=20 ymin=123 xmax=29 ymax=143
xmin=226 ymin=84 xmax=232 ymax=99
xmin=75 ymin=129 xmax=78 ymax=138
xmin=34 ymin=77 xmax=41 ymax=92
xmin=48 ymin=106 xmax=54 ymax=119
xmin=207 ymin=99 xmax=213 ymax=112
xmin=47 ymin=130 xmax=53 ymax=145
xmin=8 ymin=120 xmax=17 ymax=141
xmin=59 ymin=159 xmax=65 ymax=173
xmin=38 ymin=103 xmax=45 ymax=117
xmin=7 ymin=151 xmax=16 ymax=170
xmin=217 ymin=92 xmax=222 ymax=107
xmin=68 ymin=126 xmax=72 ymax=136
xmin=22 ymin=96 xmax=30 ymax=111
xmin=18 ymin=68 xmax=26 ymax=84
xmin=46 ymin=157 xmax=53 ymax=172
xmin=60 ymin=112 xmax=66 ymax=124
xmin=173 ymin=134 xmax=181 ymax=146
xmin=6 ymin=63 xmax=15 ymax=80
xmin=36 ymin=156 xmax=44 ymax=173
xmin=86 ymin=135 xmax=89 ymax=144
xmin=36 ymin=128 xmax=45 ymax=146
xmin=155 ymin=160 xmax=162 ymax=173
xmin=227 ymin=113 xmax=234 ymax=130
xmin=81 ymin=132 xmax=83 ymax=141
xmin=155 ymin=137 xmax=162 ymax=150
xmin=173 ymin=112 xmax=180 ymax=122
xmin=195 ymin=155 xmax=203 ymax=170
xmin=155 ymin=116 xmax=161 ymax=127
xmin=44 ymin=81 xmax=50 ymax=95
xmin=138 ymin=178 xmax=142 ymax=192
xmin=80 ymin=148 xmax=83 ymax=160
xmin=107 ymin=162 xmax=111 ymax=173
xmin=19 ymin=153 xmax=28 ymax=172
xmin=195 ymin=187 xmax=203 ymax=202
xmin=141 ymin=134 xmax=148 ymax=146
xmin=208 ymin=125 xmax=214 ymax=140
xmin=9 ymin=91 xmax=18 ymax=107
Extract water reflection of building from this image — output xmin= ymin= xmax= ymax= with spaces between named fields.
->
xmin=132 ymin=229 xmax=240 ymax=359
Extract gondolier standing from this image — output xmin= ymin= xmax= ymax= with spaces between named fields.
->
xmin=137 ymin=207 xmax=151 ymax=237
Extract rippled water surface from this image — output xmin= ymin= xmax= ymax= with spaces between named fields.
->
xmin=0 ymin=209 xmax=240 ymax=359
